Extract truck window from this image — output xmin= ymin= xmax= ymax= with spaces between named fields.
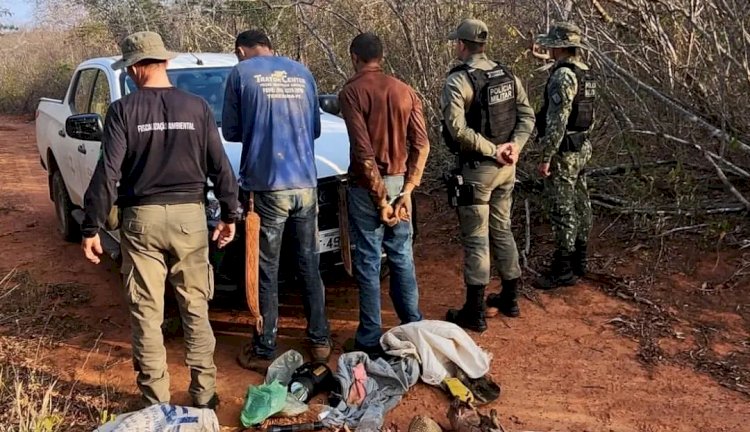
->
xmin=90 ymin=71 xmax=111 ymax=120
xmin=122 ymin=67 xmax=231 ymax=125
xmin=72 ymin=69 xmax=98 ymax=114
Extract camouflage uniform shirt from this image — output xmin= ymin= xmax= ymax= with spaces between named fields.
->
xmin=540 ymin=57 xmax=591 ymax=161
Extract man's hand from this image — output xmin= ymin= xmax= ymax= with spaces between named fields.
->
xmin=392 ymin=193 xmax=412 ymax=222
xmin=82 ymin=234 xmax=103 ymax=264
xmin=495 ymin=143 xmax=514 ymax=165
xmin=538 ymin=162 xmax=552 ymax=178
xmin=500 ymin=142 xmax=520 ymax=165
xmin=212 ymin=221 xmax=236 ymax=249
xmin=379 ymin=201 xmax=399 ymax=227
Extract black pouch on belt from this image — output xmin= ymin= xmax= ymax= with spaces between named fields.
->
xmin=559 ymin=132 xmax=586 ymax=153
xmin=443 ymin=170 xmax=476 ymax=208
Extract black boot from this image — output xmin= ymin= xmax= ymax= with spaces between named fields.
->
xmin=572 ymin=240 xmax=588 ymax=277
xmin=446 ymin=284 xmax=487 ymax=332
xmin=486 ymin=278 xmax=520 ymax=318
xmin=534 ymin=250 xmax=578 ymax=290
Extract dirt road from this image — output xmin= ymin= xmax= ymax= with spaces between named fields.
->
xmin=0 ymin=116 xmax=748 ymax=431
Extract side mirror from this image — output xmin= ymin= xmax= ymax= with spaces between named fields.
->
xmin=319 ymin=94 xmax=340 ymax=116
xmin=66 ymin=113 xmax=103 ymax=141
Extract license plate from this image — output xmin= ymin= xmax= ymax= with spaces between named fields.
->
xmin=319 ymin=228 xmax=340 ymax=253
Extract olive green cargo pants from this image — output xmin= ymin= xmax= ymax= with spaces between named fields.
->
xmin=458 ymin=161 xmax=522 ymax=285
xmin=120 ymin=203 xmax=216 ymax=406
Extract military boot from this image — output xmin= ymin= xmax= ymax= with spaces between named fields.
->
xmin=486 ymin=278 xmax=520 ymax=318
xmin=534 ymin=250 xmax=578 ymax=290
xmin=572 ymin=239 xmax=588 ymax=277
xmin=446 ymin=285 xmax=487 ymax=332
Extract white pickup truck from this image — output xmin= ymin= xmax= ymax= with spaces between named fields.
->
xmin=36 ymin=53 xmax=353 ymax=290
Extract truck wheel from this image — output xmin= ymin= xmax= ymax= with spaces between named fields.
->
xmin=52 ymin=170 xmax=81 ymax=242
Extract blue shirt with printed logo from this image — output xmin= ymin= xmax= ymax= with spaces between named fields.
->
xmin=222 ymin=55 xmax=321 ymax=191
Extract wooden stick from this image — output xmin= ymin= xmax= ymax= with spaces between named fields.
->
xmin=592 ymin=50 xmax=750 ymax=155
xmin=630 ymin=130 xmax=750 ymax=178
xmin=296 ymin=4 xmax=349 ymax=81
xmin=521 ymin=198 xmax=540 ymax=277
xmin=591 ymin=201 xmax=747 ymax=216
xmin=591 ymin=0 xmax=614 ymax=23
xmin=704 ymin=152 xmax=750 ymax=211
xmin=658 ymin=224 xmax=710 ymax=237
xmin=585 ymin=160 xmax=677 ymax=177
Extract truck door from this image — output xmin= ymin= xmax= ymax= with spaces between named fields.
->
xmin=66 ymin=68 xmax=98 ymax=204
xmin=78 ymin=70 xmax=111 ymax=195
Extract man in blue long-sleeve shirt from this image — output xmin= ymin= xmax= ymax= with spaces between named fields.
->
xmin=222 ymin=30 xmax=330 ymax=366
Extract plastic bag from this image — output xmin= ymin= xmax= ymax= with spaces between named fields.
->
xmin=265 ymin=350 xmax=304 ymax=386
xmin=264 ymin=350 xmax=309 ymax=418
xmin=278 ymin=393 xmax=309 ymax=418
xmin=240 ymin=380 xmax=288 ymax=427
xmin=95 ymin=404 xmax=219 ymax=432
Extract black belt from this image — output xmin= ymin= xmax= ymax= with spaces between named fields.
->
xmin=459 ymin=156 xmax=500 ymax=169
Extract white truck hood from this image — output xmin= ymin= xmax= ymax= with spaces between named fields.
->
xmin=219 ymin=111 xmax=350 ymax=180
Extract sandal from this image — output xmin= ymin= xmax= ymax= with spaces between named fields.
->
xmin=237 ymin=342 xmax=273 ymax=371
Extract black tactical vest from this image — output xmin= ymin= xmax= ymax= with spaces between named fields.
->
xmin=442 ymin=62 xmax=517 ymax=155
xmin=536 ymin=62 xmax=596 ymax=137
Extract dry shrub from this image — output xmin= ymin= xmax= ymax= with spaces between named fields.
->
xmin=5 ymin=0 xmax=749 ymax=213
xmin=0 ymin=22 xmax=116 ymax=115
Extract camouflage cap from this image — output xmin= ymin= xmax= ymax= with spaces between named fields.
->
xmin=448 ymin=19 xmax=489 ymax=43
xmin=535 ymin=22 xmax=587 ymax=49
xmin=112 ymin=31 xmax=177 ymax=69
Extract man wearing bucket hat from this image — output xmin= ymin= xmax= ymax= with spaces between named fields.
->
xmin=441 ymin=19 xmax=535 ymax=332
xmin=533 ymin=22 xmax=597 ymax=290
xmin=81 ymin=31 xmax=239 ymax=409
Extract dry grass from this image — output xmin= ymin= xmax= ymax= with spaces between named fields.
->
xmin=0 ymin=366 xmax=64 ymax=432
xmin=0 ymin=269 xmax=130 ymax=431
xmin=0 ymin=269 xmax=92 ymax=341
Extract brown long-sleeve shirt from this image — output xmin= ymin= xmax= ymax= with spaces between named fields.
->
xmin=339 ymin=64 xmax=430 ymax=205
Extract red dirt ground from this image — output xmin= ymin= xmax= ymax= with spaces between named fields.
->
xmin=0 ymin=115 xmax=748 ymax=431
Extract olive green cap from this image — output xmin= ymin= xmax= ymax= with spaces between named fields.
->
xmin=448 ymin=19 xmax=489 ymax=43
xmin=112 ymin=31 xmax=177 ymax=69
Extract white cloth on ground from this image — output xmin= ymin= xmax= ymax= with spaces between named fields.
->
xmin=380 ymin=320 xmax=492 ymax=386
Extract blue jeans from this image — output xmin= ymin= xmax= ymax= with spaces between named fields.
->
xmin=250 ymin=188 xmax=330 ymax=357
xmin=348 ymin=176 xmax=422 ymax=348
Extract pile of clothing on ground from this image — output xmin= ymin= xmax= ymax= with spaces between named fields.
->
xmin=242 ymin=320 xmax=503 ymax=432
xmin=95 ymin=320 xmax=503 ymax=432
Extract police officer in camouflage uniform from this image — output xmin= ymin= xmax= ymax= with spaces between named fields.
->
xmin=533 ymin=22 xmax=597 ymax=289
xmin=441 ymin=19 xmax=535 ymax=332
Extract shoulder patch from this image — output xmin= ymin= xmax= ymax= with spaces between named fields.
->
xmin=551 ymin=93 xmax=562 ymax=104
